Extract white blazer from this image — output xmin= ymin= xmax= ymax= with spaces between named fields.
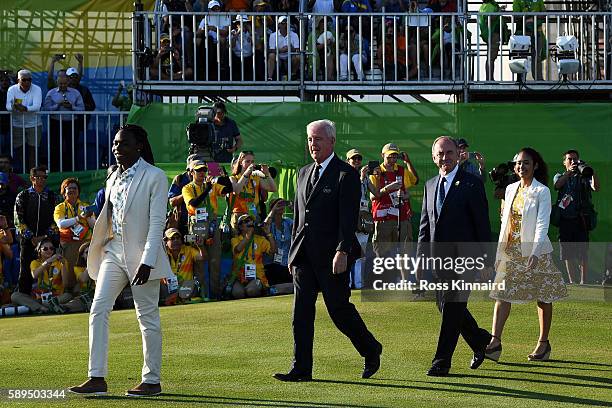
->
xmin=496 ymin=179 xmax=554 ymax=262
xmin=88 ymin=160 xmax=173 ymax=281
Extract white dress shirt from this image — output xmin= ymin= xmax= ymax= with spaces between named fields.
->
xmin=437 ymin=162 xmax=459 ymax=203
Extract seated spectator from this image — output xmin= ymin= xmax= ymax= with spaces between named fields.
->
xmin=427 ymin=0 xmax=457 ymax=12
xmin=11 ymin=238 xmax=72 ymax=314
xmin=267 ymin=16 xmax=300 ymax=81
xmin=308 ymin=0 xmax=337 ymax=13
xmin=378 ymin=19 xmax=411 ymax=80
xmin=0 ymin=175 xmax=17 ymax=292
xmin=54 ymin=177 xmax=95 ymax=292
xmin=252 ymin=0 xmax=274 ymax=80
xmin=43 ymin=75 xmax=84 ymax=172
xmin=340 ymin=0 xmax=372 ymax=12
xmin=6 ymin=69 xmax=42 ymax=173
xmin=150 ymin=33 xmax=194 ymax=80
xmin=230 ymin=15 xmax=255 ymax=81
xmin=307 ymin=17 xmax=336 ymax=80
xmin=229 ymin=151 xmax=277 ymax=229
xmin=0 ymin=154 xmax=28 ymax=195
xmin=377 ymin=0 xmax=406 ymax=12
xmin=161 ymin=228 xmax=206 ymax=305
xmin=225 ymin=0 xmax=252 ymax=11
xmin=63 ymin=242 xmax=95 ymax=313
xmin=338 ymin=24 xmax=369 ymax=81
xmin=229 ymin=214 xmax=275 ymax=298
xmin=263 ymin=199 xmax=294 ymax=293
xmin=93 ymin=165 xmax=117 ymax=217
xmin=431 ymin=17 xmax=465 ymax=80
xmin=196 ymin=0 xmax=232 ymax=80
xmin=273 ymin=0 xmax=300 ymax=13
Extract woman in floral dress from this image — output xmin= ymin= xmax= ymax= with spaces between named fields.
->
xmin=487 ymin=147 xmax=567 ymax=362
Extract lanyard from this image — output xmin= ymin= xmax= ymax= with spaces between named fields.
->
xmin=192 ymin=182 xmax=210 ymax=209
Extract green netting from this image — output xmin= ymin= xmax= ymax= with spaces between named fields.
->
xmin=125 ymin=102 xmax=611 ymax=242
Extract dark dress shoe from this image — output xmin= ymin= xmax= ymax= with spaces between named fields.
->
xmin=273 ymin=371 xmax=312 ymax=382
xmin=362 ymin=343 xmax=383 ymax=379
xmin=426 ymin=365 xmax=450 ymax=377
xmin=126 ymin=382 xmax=162 ymax=397
xmin=470 ymin=349 xmax=486 ymax=369
xmin=68 ymin=378 xmax=108 ymax=395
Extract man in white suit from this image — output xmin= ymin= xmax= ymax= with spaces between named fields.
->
xmin=69 ymin=124 xmax=172 ymax=397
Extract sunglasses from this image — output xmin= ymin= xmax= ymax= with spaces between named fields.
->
xmin=20 ymin=78 xmax=32 ymax=82
xmin=33 ymin=175 xmax=48 ymax=179
xmin=351 ymin=156 xmax=363 ymax=161
xmin=194 ymin=168 xmax=207 ymax=173
xmin=41 ymin=246 xmax=54 ymax=252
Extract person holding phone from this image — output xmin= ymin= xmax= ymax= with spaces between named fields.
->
xmin=456 ymin=138 xmax=486 ymax=183
xmin=54 ymin=177 xmax=96 ymax=293
xmin=69 ymin=124 xmax=172 ymax=397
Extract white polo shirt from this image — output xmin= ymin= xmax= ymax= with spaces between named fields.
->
xmin=6 ymin=83 xmax=42 ymax=128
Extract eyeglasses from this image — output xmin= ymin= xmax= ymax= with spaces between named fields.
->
xmin=20 ymin=78 xmax=32 ymax=82
xmin=41 ymin=246 xmax=54 ymax=252
xmin=33 ymin=175 xmax=48 ymax=179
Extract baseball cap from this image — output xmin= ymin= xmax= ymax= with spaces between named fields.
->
xmin=0 ymin=172 xmax=8 ymax=184
xmin=66 ymin=67 xmax=79 ymax=77
xmin=164 ymin=228 xmax=182 ymax=239
xmin=346 ymin=148 xmax=362 ymax=160
xmin=381 ymin=143 xmax=400 ymax=156
xmin=456 ymin=138 xmax=469 ymax=147
xmin=278 ymin=16 xmax=287 ymax=24
xmin=208 ymin=0 xmax=221 ymax=8
xmin=234 ymin=14 xmax=251 ymax=22
xmin=237 ymin=214 xmax=254 ymax=226
xmin=190 ymin=158 xmax=208 ymax=170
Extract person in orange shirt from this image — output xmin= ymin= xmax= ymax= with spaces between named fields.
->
xmin=229 ymin=214 xmax=275 ymax=298
xmin=225 ymin=0 xmax=251 ymax=11
xmin=229 ymin=151 xmax=277 ymax=229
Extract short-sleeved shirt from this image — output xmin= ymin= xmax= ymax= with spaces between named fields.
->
xmin=54 ymin=199 xmax=93 ymax=242
xmin=264 ymin=218 xmax=293 ymax=266
xmin=167 ymin=245 xmax=200 ymax=284
xmin=182 ymin=181 xmax=224 ymax=217
xmin=31 ymin=258 xmax=64 ymax=296
xmin=229 ymin=174 xmax=262 ymax=217
xmin=269 ymin=31 xmax=300 ymax=59
xmin=212 ymin=117 xmax=240 ymax=163
xmin=553 ymin=172 xmax=591 ymax=219
xmin=369 ymin=163 xmax=417 ymax=190
xmin=231 ymin=234 xmax=271 ymax=285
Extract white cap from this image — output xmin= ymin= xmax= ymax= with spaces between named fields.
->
xmin=278 ymin=16 xmax=287 ymax=24
xmin=66 ymin=67 xmax=79 ymax=76
xmin=208 ymin=0 xmax=221 ymax=8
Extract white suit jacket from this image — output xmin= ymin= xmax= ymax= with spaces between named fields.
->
xmin=88 ymin=160 xmax=173 ymax=281
xmin=496 ymin=179 xmax=554 ymax=262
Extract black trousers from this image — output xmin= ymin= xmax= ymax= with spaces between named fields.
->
xmin=291 ymin=248 xmax=380 ymax=375
xmin=433 ymin=284 xmax=490 ymax=368
xmin=17 ymin=240 xmax=36 ymax=294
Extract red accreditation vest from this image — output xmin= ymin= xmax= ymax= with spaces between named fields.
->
xmin=371 ymin=165 xmax=412 ymax=222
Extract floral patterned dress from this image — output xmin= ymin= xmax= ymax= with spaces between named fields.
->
xmin=490 ymin=185 xmax=567 ymax=303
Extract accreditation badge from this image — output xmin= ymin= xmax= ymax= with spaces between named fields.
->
xmin=71 ymin=223 xmax=84 ymax=240
xmin=244 ymin=263 xmax=256 ymax=280
xmin=274 ymin=249 xmax=284 ymax=264
xmin=196 ymin=208 xmax=209 ymax=222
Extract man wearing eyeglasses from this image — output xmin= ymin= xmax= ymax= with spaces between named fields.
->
xmin=5 ymin=69 xmax=42 ymax=173
xmin=12 ymin=165 xmax=59 ymax=307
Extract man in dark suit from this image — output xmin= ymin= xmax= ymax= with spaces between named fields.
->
xmin=418 ymin=136 xmax=492 ymax=377
xmin=274 ymin=119 xmax=382 ymax=382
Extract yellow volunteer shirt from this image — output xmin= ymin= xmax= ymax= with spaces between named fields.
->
xmin=31 ymin=259 xmax=64 ymax=296
xmin=369 ymin=163 xmax=417 ymax=190
xmin=231 ymin=234 xmax=271 ymax=286
xmin=229 ymin=174 xmax=262 ymax=215
xmin=181 ymin=182 xmax=223 ymax=216
xmin=166 ymin=245 xmax=200 ymax=284
xmin=53 ymin=199 xmax=93 ymax=242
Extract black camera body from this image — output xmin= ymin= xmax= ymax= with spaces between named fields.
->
xmin=575 ymin=160 xmax=594 ymax=178
xmin=187 ymin=106 xmax=234 ymax=163
xmin=489 ymin=162 xmax=519 ymax=190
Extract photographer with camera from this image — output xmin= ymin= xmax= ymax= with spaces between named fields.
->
xmin=182 ymin=158 xmax=232 ymax=299
xmin=54 ymin=177 xmax=96 ymax=293
xmin=211 ymin=102 xmax=242 ymax=163
xmin=229 ymin=214 xmax=276 ymax=298
xmin=11 ymin=237 xmax=71 ymax=314
xmin=263 ymin=198 xmax=294 ymax=293
xmin=346 ymin=149 xmax=378 ymax=253
xmin=370 ymin=143 xmax=419 ymax=259
xmin=160 ymin=228 xmax=205 ymax=305
xmin=229 ymin=150 xmax=277 ymax=229
xmin=457 ymin=138 xmax=486 ymax=183
xmin=553 ymin=150 xmax=600 ymax=285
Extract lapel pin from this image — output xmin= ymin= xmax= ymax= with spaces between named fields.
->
xmin=455 ymin=180 xmax=460 ymax=186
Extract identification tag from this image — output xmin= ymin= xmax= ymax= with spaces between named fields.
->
xmin=274 ymin=249 xmax=284 ymax=264
xmin=40 ymin=292 xmax=53 ymax=304
xmin=389 ymin=191 xmax=400 ymax=206
xmin=360 ymin=199 xmax=369 ymax=212
xmin=387 ymin=207 xmax=400 ymax=217
xmin=196 ymin=208 xmax=209 ymax=222
xmin=245 ymin=263 xmax=256 ymax=280
xmin=71 ymin=224 xmax=84 ymax=239
xmin=167 ymin=275 xmax=179 ymax=293
xmin=376 ymin=209 xmax=388 ymax=218
xmin=559 ymin=194 xmax=573 ymax=210
xmin=248 ymin=202 xmax=257 ymax=215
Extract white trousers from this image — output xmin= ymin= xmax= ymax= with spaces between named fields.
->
xmin=339 ymin=53 xmax=367 ymax=80
xmin=88 ymin=238 xmax=162 ymax=383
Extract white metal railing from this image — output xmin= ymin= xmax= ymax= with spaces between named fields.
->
xmin=0 ymin=111 xmax=127 ymax=173
xmin=132 ymin=10 xmax=612 ymax=86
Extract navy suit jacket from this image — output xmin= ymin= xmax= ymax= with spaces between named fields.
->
xmin=288 ymin=154 xmax=360 ymax=268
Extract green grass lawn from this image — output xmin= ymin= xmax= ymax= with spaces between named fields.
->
xmin=1 ymin=286 xmax=611 ymax=408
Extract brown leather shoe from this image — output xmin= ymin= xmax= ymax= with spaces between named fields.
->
xmin=68 ymin=378 xmax=108 ymax=395
xmin=126 ymin=382 xmax=162 ymax=397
